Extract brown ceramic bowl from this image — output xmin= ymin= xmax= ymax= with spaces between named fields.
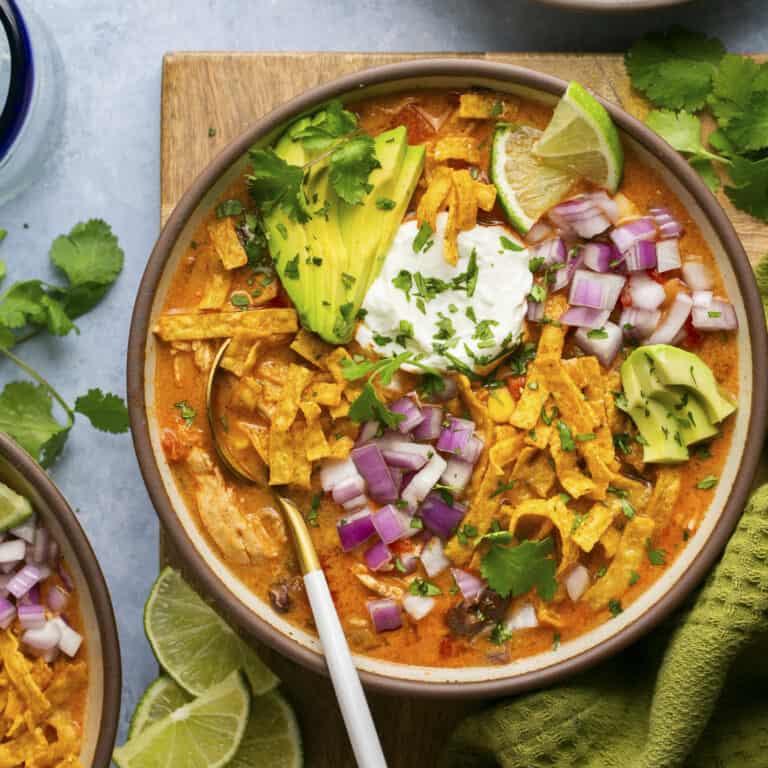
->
xmin=127 ymin=60 xmax=767 ymax=698
xmin=0 ymin=433 xmax=121 ymax=762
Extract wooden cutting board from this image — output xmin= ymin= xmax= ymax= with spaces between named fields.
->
xmin=159 ymin=52 xmax=767 ymax=767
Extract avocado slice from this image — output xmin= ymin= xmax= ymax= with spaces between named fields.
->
xmin=262 ymin=120 xmax=424 ymax=344
xmin=627 ymin=345 xmax=736 ymax=424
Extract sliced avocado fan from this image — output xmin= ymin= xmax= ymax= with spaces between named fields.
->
xmin=257 ymin=114 xmax=425 ymax=344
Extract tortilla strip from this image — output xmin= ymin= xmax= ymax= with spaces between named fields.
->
xmin=290 ymin=328 xmax=332 ymax=368
xmin=416 ymin=166 xmax=453 ymax=231
xmin=443 ymin=185 xmax=460 ymax=266
xmin=0 ymin=631 xmax=49 ymax=719
xmin=207 ymin=217 xmax=248 ymax=270
xmin=268 ymin=426 xmax=294 ymax=486
xmin=272 ymin=364 xmax=314 ymax=433
xmin=327 ymin=435 xmax=354 ymax=459
xmin=488 ymin=431 xmax=524 ymax=477
xmin=604 ymin=369 xmax=623 ymax=433
xmin=323 ymin=348 xmax=351 ymax=389
xmin=458 ymin=93 xmax=517 ymax=120
xmin=608 ymin=472 xmax=653 ymax=512
xmin=548 ymin=427 xmax=596 ymax=499
xmin=573 ymin=501 xmax=619 ymax=553
xmin=197 ymin=246 xmax=232 ymax=310
xmin=0 ymin=728 xmax=48 ymax=768
xmin=238 ymin=422 xmax=269 ymax=464
xmin=220 ymin=334 xmax=262 ymax=377
xmin=525 ymin=419 xmax=552 ymax=451
xmin=44 ymin=662 xmax=87 ymax=710
xmin=510 ymin=448 xmax=555 ymax=497
xmin=600 ymin=525 xmax=622 ymax=558
xmin=155 ymin=308 xmax=298 ymax=341
xmin=584 ymin=515 xmax=656 ymax=608
xmin=434 ymin=136 xmax=481 ymax=165
xmin=645 ymin=467 xmax=681 ymax=524
xmin=305 ymin=381 xmax=343 ymax=408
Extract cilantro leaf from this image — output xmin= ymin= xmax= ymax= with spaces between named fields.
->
xmin=49 ymin=219 xmax=124 ymax=290
xmin=724 ymin=156 xmax=768 ymax=222
xmin=289 ymin=100 xmax=358 ymax=150
xmin=645 ymin=109 xmax=725 ymax=163
xmin=0 ymin=281 xmax=75 ymax=337
xmin=480 ymin=537 xmax=558 ymax=601
xmin=0 ymin=261 xmax=5 ymax=283
xmin=348 ymin=382 xmax=404 ymax=429
xmin=329 ymin=135 xmax=380 ymax=205
xmin=74 ymin=388 xmax=130 ymax=434
xmin=246 ymin=148 xmax=310 ymax=223
xmin=626 ymin=27 xmax=725 ymax=111
xmin=754 ymin=254 xmax=768 ymax=323
xmin=0 ymin=381 xmax=71 ymax=467
xmin=689 ymin=158 xmax=721 ymax=193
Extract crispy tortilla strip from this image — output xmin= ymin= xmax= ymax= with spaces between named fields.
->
xmin=600 ymin=525 xmax=622 ymax=558
xmin=239 ymin=422 xmax=269 ymax=464
xmin=507 ymin=497 xmax=578 ymax=573
xmin=272 ymin=364 xmax=314 ymax=432
xmin=323 ymin=348 xmax=351 ymax=389
xmin=0 ymin=728 xmax=48 ymax=768
xmin=443 ymin=185 xmax=460 ymax=266
xmin=433 ymin=136 xmax=481 ymax=165
xmin=155 ymin=308 xmax=298 ymax=342
xmin=646 ymin=467 xmax=681 ymax=524
xmin=452 ymin=169 xmax=481 ymax=232
xmin=576 ymin=356 xmax=620 ymax=472
xmin=268 ymin=426 xmax=294 ymax=486
xmin=198 ymin=246 xmax=233 ymax=310
xmin=306 ymin=381 xmax=343 ymax=407
xmin=573 ymin=500 xmax=619 ymax=553
xmin=328 ymin=435 xmax=354 ymax=459
xmin=457 ymin=375 xmax=489 ymax=434
xmin=230 ymin=377 xmax=279 ymax=420
xmin=328 ymin=401 xmax=351 ymax=419
xmin=207 ymin=217 xmax=248 ymax=270
xmin=305 ymin=419 xmax=331 ymax=462
xmin=290 ymin=328 xmax=332 ymax=368
xmin=584 ymin=515 xmax=656 ymax=608
xmin=488 ymin=431 xmax=524 ymax=477
xmin=511 ymin=448 xmax=555 ymax=497
xmin=416 ymin=166 xmax=453 ymax=231
xmin=289 ymin=422 xmax=312 ymax=488
xmin=604 ymin=369 xmax=623 ymax=433
xmin=0 ymin=631 xmax=49 ymax=719
xmin=249 ymin=279 xmax=279 ymax=306
xmin=525 ymin=420 xmax=552 ymax=451
xmin=33 ymin=711 xmax=81 ymax=768
xmin=300 ymin=401 xmax=322 ymax=422
xmin=548 ymin=427 xmax=596 ymax=499
xmin=220 ymin=334 xmax=262 ymax=377
xmin=44 ymin=662 xmax=87 ymax=710
xmin=608 ymin=472 xmax=653 ymax=512
xmin=458 ymin=93 xmax=517 ymax=120
xmin=487 ymin=387 xmax=515 ymax=424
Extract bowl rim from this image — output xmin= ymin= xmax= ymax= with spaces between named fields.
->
xmin=0 ymin=432 xmax=122 ymax=763
xmin=127 ymin=58 xmax=768 ymax=699
xmin=530 ymin=0 xmax=692 ymax=10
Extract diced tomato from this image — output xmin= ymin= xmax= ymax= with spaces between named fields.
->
xmin=506 ymin=375 xmax=526 ymax=401
xmin=648 ymin=269 xmax=666 ymax=285
xmin=681 ymin=316 xmax=703 ymax=349
xmin=620 ymin=282 xmax=633 ymax=308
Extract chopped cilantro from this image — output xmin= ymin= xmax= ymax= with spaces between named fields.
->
xmin=392 ymin=269 xmax=413 ymax=301
xmin=696 ymin=474 xmax=718 ymax=490
xmin=216 ymin=199 xmax=244 ymax=218
xmin=413 ymin=222 xmax=433 ymax=253
xmin=490 ymin=622 xmax=513 ymax=645
xmin=629 ymin=570 xmax=641 ymax=586
xmin=500 ymin=235 xmax=523 ymax=252
xmin=306 ymin=494 xmax=321 ymax=527
xmin=347 ymin=382 xmax=405 ymax=430
xmin=283 ymin=254 xmax=300 ymax=280
xmin=341 ymin=272 xmax=356 ymax=290
xmin=608 ymin=599 xmax=623 ymax=617
xmin=646 ymin=539 xmax=667 ymax=566
xmin=376 ymin=197 xmax=396 ymax=210
xmin=587 ymin=327 xmax=609 ymax=339
xmin=613 ymin=432 xmax=632 ymax=455
xmin=480 ymin=535 xmax=558 ymax=601
xmin=556 ymin=420 xmax=575 ymax=451
xmin=490 ymin=480 xmax=516 ymax=498
xmin=174 ymin=400 xmax=196 ymax=427
xmin=409 ymin=578 xmax=442 ymax=597
xmin=621 ymin=499 xmax=636 ymax=519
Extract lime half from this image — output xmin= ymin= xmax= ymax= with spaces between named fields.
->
xmin=113 ymin=671 xmax=250 ymax=768
xmin=533 ymin=81 xmax=624 ymax=193
xmin=144 ymin=567 xmax=278 ymax=697
xmin=229 ymin=691 xmax=303 ymax=768
xmin=0 ymin=482 xmax=33 ymax=532
xmin=128 ymin=676 xmax=192 ymax=739
xmin=491 ymin=125 xmax=577 ymax=234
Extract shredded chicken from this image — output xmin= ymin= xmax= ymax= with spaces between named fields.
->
xmin=351 ymin=564 xmax=405 ymax=600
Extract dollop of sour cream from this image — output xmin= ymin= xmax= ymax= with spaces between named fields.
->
xmin=357 ymin=213 xmax=532 ymax=372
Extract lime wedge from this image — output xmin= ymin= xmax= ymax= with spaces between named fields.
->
xmin=533 ymin=81 xmax=624 ymax=193
xmin=228 ymin=691 xmax=303 ymax=768
xmin=128 ymin=676 xmax=192 ymax=739
xmin=490 ymin=124 xmax=577 ymax=234
xmin=144 ymin=567 xmax=278 ymax=697
xmin=0 ymin=482 xmax=33 ymax=532
xmin=113 ymin=671 xmax=250 ymax=768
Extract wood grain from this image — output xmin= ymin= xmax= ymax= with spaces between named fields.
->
xmin=159 ymin=51 xmax=768 ymax=767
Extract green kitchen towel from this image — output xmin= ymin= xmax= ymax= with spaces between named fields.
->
xmin=443 ymin=482 xmax=768 ymax=768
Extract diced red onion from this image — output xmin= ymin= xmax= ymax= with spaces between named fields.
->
xmin=337 ymin=511 xmax=375 ymax=552
xmin=341 ymin=494 xmax=369 ymax=512
xmin=401 ymin=453 xmax=448 ymax=509
xmin=610 ymin=218 xmax=656 ymax=253
xmin=647 ymin=292 xmax=693 ymax=344
xmin=436 ymin=418 xmax=475 ymax=456
xmin=351 ymin=444 xmax=398 ymax=504
xmin=57 ymin=562 xmax=74 ymax=592
xmin=565 ymin=564 xmax=590 ymax=601
xmin=527 ymin=298 xmax=546 ymax=323
xmin=46 ymin=585 xmax=70 ymax=614
xmin=0 ymin=540 xmax=25 ymax=564
xmin=440 ymin=458 xmax=474 ymax=491
xmin=22 ymin=620 xmax=61 ymax=652
xmin=592 ymin=191 xmax=620 ymax=223
xmin=367 ymin=599 xmax=402 ymax=633
xmin=451 ymin=568 xmax=486 ymax=601
xmin=582 ymin=242 xmax=619 ymax=273
xmin=629 ymin=273 xmax=665 ymax=310
xmin=574 ymin=321 xmax=623 ymax=367
xmin=420 ymin=536 xmax=450 ymax=578
xmin=569 ymin=270 xmax=626 ymax=310
xmin=18 ymin=602 xmax=45 ymax=630
xmin=428 ymin=376 xmax=457 ymax=403
xmin=320 ymin=458 xmax=359 ymax=493
xmin=51 ymin=616 xmax=83 ymax=657
xmin=655 ymin=239 xmax=681 ymax=273
xmin=650 ymin=207 xmax=684 ymax=239
xmin=29 ymin=528 xmax=49 ymax=564
xmin=461 ymin=435 xmax=484 ymax=465
xmin=549 ymin=197 xmax=611 ymax=239
xmin=48 ymin=540 xmax=59 ymax=565
xmin=412 ymin=406 xmax=443 ymax=441
xmin=23 ymin=583 xmax=41 ymax=606
xmin=529 ymin=238 xmax=566 ymax=268
xmin=7 ymin=564 xmax=43 ymax=599
xmin=0 ymin=598 xmax=15 ymax=629
xmin=681 ymin=261 xmax=713 ymax=291
xmin=355 ymin=421 xmax=380 ymax=446
xmin=10 ymin=517 xmax=36 ymax=544
xmin=382 ymin=442 xmax=431 ymax=471
xmin=620 ymin=307 xmax=661 ymax=339
xmin=390 ymin=468 xmax=403 ymax=495
xmin=505 ymin=603 xmax=538 ymax=630
xmin=559 ymin=306 xmax=611 ymax=329
xmin=389 ymin=397 xmax=424 ymax=434
xmin=364 ymin=540 xmax=392 ymax=572
xmin=331 ymin=475 xmax=366 ymax=505
xmin=624 ymin=241 xmax=657 ymax=272
xmin=692 ymin=290 xmax=713 ymax=308
xmin=691 ymin=299 xmax=738 ymax=331
xmin=420 ymin=493 xmax=465 ymax=540
xmin=372 ymin=505 xmax=414 ymax=544
xmin=526 ymin=221 xmax=553 ymax=243
xmin=551 ymin=249 xmax=584 ymax=293
xmin=402 ymin=594 xmax=435 ymax=621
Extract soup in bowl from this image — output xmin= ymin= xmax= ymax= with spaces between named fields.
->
xmin=128 ymin=61 xmax=766 ymax=696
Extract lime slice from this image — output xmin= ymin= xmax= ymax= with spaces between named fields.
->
xmin=128 ymin=676 xmax=192 ymax=739
xmin=0 ymin=482 xmax=33 ymax=532
xmin=144 ymin=567 xmax=278 ymax=697
xmin=113 ymin=671 xmax=250 ymax=768
xmin=228 ymin=691 xmax=303 ymax=768
xmin=490 ymin=124 xmax=577 ymax=234
xmin=533 ymin=81 xmax=624 ymax=193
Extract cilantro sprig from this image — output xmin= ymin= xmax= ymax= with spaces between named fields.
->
xmin=480 ymin=533 xmax=558 ymax=601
